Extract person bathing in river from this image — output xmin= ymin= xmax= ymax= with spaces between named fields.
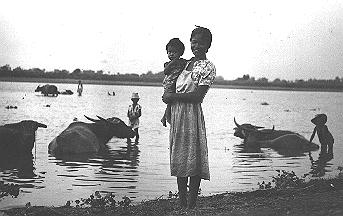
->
xmin=160 ymin=38 xmax=187 ymax=127
xmin=77 ymin=80 xmax=83 ymax=96
xmin=127 ymin=93 xmax=142 ymax=143
xmin=309 ymin=113 xmax=334 ymax=155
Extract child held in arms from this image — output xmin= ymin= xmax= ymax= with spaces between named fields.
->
xmin=161 ymin=38 xmax=187 ymax=127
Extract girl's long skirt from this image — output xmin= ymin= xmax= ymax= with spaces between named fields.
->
xmin=169 ymin=102 xmax=210 ymax=180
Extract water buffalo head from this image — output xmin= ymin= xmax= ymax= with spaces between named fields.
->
xmin=84 ymin=115 xmax=135 ymax=141
xmin=233 ymin=117 xmax=275 ymax=144
xmin=233 ymin=117 xmax=265 ymax=139
xmin=35 ymin=85 xmax=42 ymax=92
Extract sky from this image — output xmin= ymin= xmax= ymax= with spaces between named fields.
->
xmin=1 ymin=0 xmax=343 ymax=81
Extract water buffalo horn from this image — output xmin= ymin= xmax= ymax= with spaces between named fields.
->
xmin=84 ymin=115 xmax=100 ymax=122
xmin=37 ymin=122 xmax=47 ymax=128
xmin=97 ymin=115 xmax=121 ymax=124
xmin=234 ymin=117 xmax=240 ymax=128
xmin=96 ymin=115 xmax=108 ymax=122
xmin=260 ymin=125 xmax=275 ymax=134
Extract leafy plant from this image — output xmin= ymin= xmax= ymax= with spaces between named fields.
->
xmin=67 ymin=191 xmax=132 ymax=210
xmin=168 ymin=191 xmax=178 ymax=199
xmin=258 ymin=170 xmax=306 ymax=190
xmin=0 ymin=181 xmax=20 ymax=199
xmin=258 ymin=181 xmax=272 ymax=190
xmin=272 ymin=170 xmax=305 ymax=189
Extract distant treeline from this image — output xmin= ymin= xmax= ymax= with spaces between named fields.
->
xmin=1 ymin=64 xmax=343 ymax=90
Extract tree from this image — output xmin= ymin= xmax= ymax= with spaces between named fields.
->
xmin=334 ymin=76 xmax=341 ymax=83
xmin=242 ymin=74 xmax=250 ymax=80
xmin=96 ymin=70 xmax=104 ymax=75
xmin=0 ymin=64 xmax=11 ymax=73
xmin=216 ymin=75 xmax=224 ymax=81
xmin=72 ymin=68 xmax=82 ymax=75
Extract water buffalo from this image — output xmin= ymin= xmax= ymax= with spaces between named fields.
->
xmin=233 ymin=118 xmax=319 ymax=151
xmin=234 ymin=117 xmax=296 ymax=140
xmin=0 ymin=120 xmax=47 ymax=158
xmin=35 ymin=84 xmax=59 ymax=96
xmin=59 ymin=89 xmax=73 ymax=95
xmin=48 ymin=115 xmax=135 ymax=155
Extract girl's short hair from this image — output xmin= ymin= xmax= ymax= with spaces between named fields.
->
xmin=166 ymin=38 xmax=185 ymax=56
xmin=191 ymin=26 xmax=212 ymax=50
xmin=311 ymin=113 xmax=327 ymax=125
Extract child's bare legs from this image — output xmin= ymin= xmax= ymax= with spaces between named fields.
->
xmin=320 ymin=143 xmax=328 ymax=155
xmin=134 ymin=128 xmax=139 ymax=143
xmin=161 ymin=105 xmax=171 ymax=127
xmin=328 ymin=142 xmax=333 ymax=155
xmin=127 ymin=126 xmax=132 ymax=143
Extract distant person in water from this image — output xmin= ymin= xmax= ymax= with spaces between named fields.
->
xmin=309 ymin=113 xmax=334 ymax=155
xmin=77 ymin=80 xmax=83 ymax=96
xmin=127 ymin=93 xmax=142 ymax=143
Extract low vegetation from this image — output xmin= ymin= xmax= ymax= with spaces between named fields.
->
xmin=0 ymin=181 xmax=20 ymax=200
xmin=2 ymin=169 xmax=343 ymax=216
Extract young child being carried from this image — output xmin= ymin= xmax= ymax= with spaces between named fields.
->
xmin=309 ymin=113 xmax=334 ymax=155
xmin=161 ymin=38 xmax=187 ymax=127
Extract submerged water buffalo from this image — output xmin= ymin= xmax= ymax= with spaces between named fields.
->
xmin=48 ymin=115 xmax=135 ymax=155
xmin=233 ymin=117 xmax=319 ymax=151
xmin=35 ymin=84 xmax=59 ymax=96
xmin=59 ymin=89 xmax=73 ymax=95
xmin=0 ymin=120 xmax=47 ymax=158
xmin=234 ymin=117 xmax=296 ymax=140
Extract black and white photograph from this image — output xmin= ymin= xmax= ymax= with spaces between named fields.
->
xmin=1 ymin=0 xmax=343 ymax=215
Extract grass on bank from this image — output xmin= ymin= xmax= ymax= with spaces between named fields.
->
xmin=2 ymin=169 xmax=343 ymax=216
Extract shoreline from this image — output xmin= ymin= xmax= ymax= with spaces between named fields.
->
xmin=2 ymin=177 xmax=343 ymax=216
xmin=1 ymin=77 xmax=342 ymax=92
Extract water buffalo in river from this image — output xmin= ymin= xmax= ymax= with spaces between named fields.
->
xmin=233 ymin=117 xmax=319 ymax=151
xmin=233 ymin=117 xmax=296 ymax=140
xmin=48 ymin=115 xmax=135 ymax=155
xmin=35 ymin=84 xmax=59 ymax=96
xmin=59 ymin=89 xmax=73 ymax=95
xmin=0 ymin=120 xmax=47 ymax=159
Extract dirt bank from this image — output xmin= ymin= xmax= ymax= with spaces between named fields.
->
xmin=3 ymin=178 xmax=343 ymax=216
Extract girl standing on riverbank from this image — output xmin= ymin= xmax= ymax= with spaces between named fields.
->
xmin=163 ymin=26 xmax=216 ymax=209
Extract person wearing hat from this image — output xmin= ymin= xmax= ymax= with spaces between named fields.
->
xmin=127 ymin=92 xmax=141 ymax=143
xmin=309 ymin=113 xmax=334 ymax=155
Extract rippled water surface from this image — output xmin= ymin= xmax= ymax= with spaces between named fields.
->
xmin=0 ymin=81 xmax=342 ymax=209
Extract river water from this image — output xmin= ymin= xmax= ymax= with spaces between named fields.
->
xmin=0 ymin=81 xmax=342 ymax=209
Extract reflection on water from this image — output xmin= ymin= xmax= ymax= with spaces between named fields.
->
xmin=0 ymin=153 xmax=44 ymax=192
xmin=51 ymin=141 xmax=140 ymax=192
xmin=273 ymin=149 xmax=309 ymax=157
xmin=308 ymin=150 xmax=334 ymax=177
xmin=234 ymin=142 xmax=264 ymax=155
